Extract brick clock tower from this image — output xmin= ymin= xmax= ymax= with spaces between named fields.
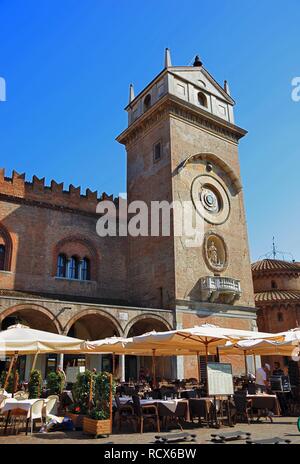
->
xmin=117 ymin=50 xmax=256 ymax=375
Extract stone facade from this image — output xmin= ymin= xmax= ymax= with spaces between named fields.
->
xmin=0 ymin=52 xmax=257 ymax=379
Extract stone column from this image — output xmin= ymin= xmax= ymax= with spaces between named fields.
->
xmin=58 ymin=354 xmax=64 ymax=370
xmin=119 ymin=355 xmax=125 ymax=382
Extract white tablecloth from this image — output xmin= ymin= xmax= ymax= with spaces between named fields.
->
xmin=115 ymin=397 xmax=186 ymax=415
xmin=1 ymin=398 xmax=48 ymax=418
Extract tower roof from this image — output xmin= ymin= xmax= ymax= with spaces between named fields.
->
xmin=255 ymin=289 xmax=300 ymax=304
xmin=252 ymin=258 xmax=300 ymax=275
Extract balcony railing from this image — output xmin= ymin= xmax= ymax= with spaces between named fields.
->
xmin=200 ymin=276 xmax=241 ymax=304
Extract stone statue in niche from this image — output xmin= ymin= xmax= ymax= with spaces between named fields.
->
xmin=204 ymin=233 xmax=227 ymax=272
xmin=208 ymin=241 xmax=219 ymax=266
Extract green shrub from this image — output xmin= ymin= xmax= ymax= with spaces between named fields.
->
xmin=0 ymin=369 xmax=19 ymax=393
xmin=28 ymin=369 xmax=42 ymax=398
xmin=47 ymin=371 xmax=65 ymax=396
xmin=88 ymin=371 xmax=116 ymax=420
xmin=70 ymin=370 xmax=95 ymax=415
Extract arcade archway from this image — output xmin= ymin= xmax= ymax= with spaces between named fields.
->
xmin=125 ymin=316 xmax=173 ymax=382
xmin=0 ymin=305 xmax=59 ymax=382
xmin=64 ymin=311 xmax=121 ymax=375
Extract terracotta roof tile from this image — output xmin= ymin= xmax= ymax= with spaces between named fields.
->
xmin=255 ymin=290 xmax=300 ymax=303
xmin=252 ymin=259 xmax=300 ymax=274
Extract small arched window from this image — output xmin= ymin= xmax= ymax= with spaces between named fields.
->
xmin=0 ymin=225 xmax=12 ymax=271
xmin=144 ymin=94 xmax=151 ymax=111
xmin=57 ymin=254 xmax=67 ymax=277
xmin=79 ymin=258 xmax=90 ymax=281
xmin=271 ymin=281 xmax=277 ymax=289
xmin=67 ymin=256 xmax=79 ymax=279
xmin=0 ymin=244 xmax=5 ymax=271
xmin=277 ymin=312 xmax=284 ymax=322
xmin=198 ymin=92 xmax=208 ymax=108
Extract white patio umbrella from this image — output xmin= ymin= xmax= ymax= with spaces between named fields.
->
xmin=0 ymin=324 xmax=87 ymax=393
xmin=87 ymin=325 xmax=286 ymax=383
xmin=0 ymin=324 xmax=87 ymax=355
xmin=220 ymin=328 xmax=300 ymax=357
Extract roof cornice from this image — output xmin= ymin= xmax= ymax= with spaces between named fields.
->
xmin=117 ymin=93 xmax=247 ymax=146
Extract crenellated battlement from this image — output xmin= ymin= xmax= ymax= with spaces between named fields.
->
xmin=0 ymin=168 xmax=116 ymax=213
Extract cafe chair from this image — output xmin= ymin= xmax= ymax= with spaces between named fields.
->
xmin=43 ymin=395 xmax=59 ymax=420
xmin=132 ymin=395 xmax=160 ymax=434
xmin=233 ymin=393 xmax=253 ymax=424
xmin=0 ymin=394 xmax=9 ymax=428
xmin=114 ymin=395 xmax=135 ymax=432
xmin=26 ymin=400 xmax=45 ymax=435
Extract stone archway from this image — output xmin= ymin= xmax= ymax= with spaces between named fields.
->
xmin=0 ymin=304 xmax=60 ymax=333
xmin=124 ymin=315 xmax=173 ymax=382
xmin=63 ymin=309 xmax=121 ymax=374
xmin=0 ymin=304 xmax=60 ymax=382
xmin=125 ymin=314 xmax=172 ymax=337
xmin=63 ymin=309 xmax=121 ymax=339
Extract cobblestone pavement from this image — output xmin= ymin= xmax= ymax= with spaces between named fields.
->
xmin=0 ymin=417 xmax=299 ymax=444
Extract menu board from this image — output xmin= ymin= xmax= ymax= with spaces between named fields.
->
xmin=66 ymin=366 xmax=85 ymax=384
xmin=207 ymin=362 xmax=234 ymax=396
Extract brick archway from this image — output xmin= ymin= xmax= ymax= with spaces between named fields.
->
xmin=63 ymin=309 xmax=122 ymax=339
xmin=124 ymin=313 xmax=172 ymax=337
xmin=0 ymin=304 xmax=61 ymax=333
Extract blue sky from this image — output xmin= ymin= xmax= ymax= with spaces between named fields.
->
xmin=0 ymin=0 xmax=299 ymax=261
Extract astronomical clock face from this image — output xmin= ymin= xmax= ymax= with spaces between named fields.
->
xmin=191 ymin=174 xmax=230 ymax=225
xmin=200 ymin=187 xmax=220 ymax=214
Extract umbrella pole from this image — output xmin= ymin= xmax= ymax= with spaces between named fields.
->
xmin=244 ymin=350 xmax=248 ymax=376
xmin=88 ymin=372 xmax=94 ymax=412
xmin=253 ymin=354 xmax=257 ymax=374
xmin=152 ymin=349 xmax=156 ymax=388
xmin=216 ymin=347 xmax=220 ymax=363
xmin=12 ymin=353 xmax=19 ymax=397
xmin=205 ymin=342 xmax=209 ymax=394
xmin=31 ymin=352 xmax=39 ymax=371
xmin=112 ymin=353 xmax=116 ymax=377
xmin=196 ymin=351 xmax=201 ymax=383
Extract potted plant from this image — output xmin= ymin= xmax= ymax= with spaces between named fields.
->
xmin=83 ymin=371 xmax=115 ymax=438
xmin=28 ymin=369 xmax=42 ymax=398
xmin=66 ymin=370 xmax=94 ymax=430
xmin=46 ymin=371 xmax=65 ymax=396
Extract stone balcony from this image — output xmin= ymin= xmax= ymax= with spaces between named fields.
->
xmin=200 ymin=276 xmax=241 ymax=304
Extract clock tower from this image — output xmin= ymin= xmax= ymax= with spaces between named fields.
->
xmin=117 ymin=50 xmax=256 ymax=355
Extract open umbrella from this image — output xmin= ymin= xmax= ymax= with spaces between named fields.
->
xmin=0 ymin=324 xmax=87 ymax=394
xmin=0 ymin=324 xmax=87 ymax=355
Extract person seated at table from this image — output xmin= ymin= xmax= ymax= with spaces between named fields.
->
xmin=272 ymin=362 xmax=284 ymax=376
xmin=139 ymin=366 xmax=145 ymax=381
xmin=255 ymin=363 xmax=270 ymax=393
xmin=145 ymin=367 xmax=151 ymax=383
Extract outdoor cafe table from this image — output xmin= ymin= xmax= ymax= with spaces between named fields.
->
xmin=189 ymin=397 xmax=233 ymax=427
xmin=246 ymin=394 xmax=281 ymax=419
xmin=1 ymin=398 xmax=50 ymax=417
xmin=115 ymin=397 xmax=190 ymax=422
xmin=1 ymin=398 xmax=49 ymax=433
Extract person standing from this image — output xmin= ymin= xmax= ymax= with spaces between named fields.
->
xmin=255 ymin=363 xmax=271 ymax=392
xmin=272 ymin=362 xmax=289 ymax=415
